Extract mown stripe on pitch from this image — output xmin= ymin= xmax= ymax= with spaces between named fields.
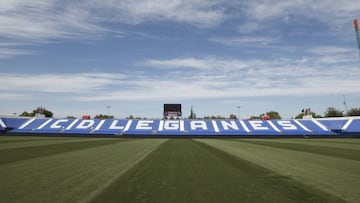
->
xmin=0 ymin=136 xmax=79 ymax=144
xmin=0 ymin=139 xmax=131 ymax=165
xmin=240 ymin=138 xmax=360 ymax=150
xmin=238 ymin=139 xmax=360 ymax=161
xmin=197 ymin=139 xmax=359 ymax=202
xmin=0 ymin=138 xmax=62 ymax=144
xmin=307 ymin=139 xmax=360 ymax=145
xmin=0 ymin=139 xmax=167 ymax=203
xmin=0 ymin=137 xmax=91 ymax=150
xmin=89 ymin=139 xmax=342 ymax=203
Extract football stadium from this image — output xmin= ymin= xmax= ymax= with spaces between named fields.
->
xmin=0 ymin=115 xmax=359 ymax=202
xmin=1 ymin=1 xmax=360 ymax=203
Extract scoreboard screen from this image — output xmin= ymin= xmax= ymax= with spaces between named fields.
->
xmin=164 ymin=104 xmax=181 ymax=113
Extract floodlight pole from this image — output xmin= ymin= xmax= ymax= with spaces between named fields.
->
xmin=106 ymin=105 xmax=111 ymax=116
xmin=342 ymin=95 xmax=348 ymax=113
xmin=237 ymin=106 xmax=241 ymax=119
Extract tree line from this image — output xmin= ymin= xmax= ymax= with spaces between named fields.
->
xmin=294 ymin=107 xmax=360 ymax=119
xmin=19 ymin=107 xmax=360 ymax=119
xmin=193 ymin=107 xmax=360 ymax=120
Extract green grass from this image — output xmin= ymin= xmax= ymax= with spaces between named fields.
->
xmin=0 ymin=136 xmax=166 ymax=202
xmin=197 ymin=138 xmax=360 ymax=202
xmin=90 ymin=139 xmax=341 ymax=203
xmin=0 ymin=139 xmax=135 ymax=165
xmin=0 ymin=136 xmax=359 ymax=202
xmin=239 ymin=139 xmax=360 ymax=161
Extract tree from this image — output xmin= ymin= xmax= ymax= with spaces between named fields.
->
xmin=346 ymin=108 xmax=360 ymax=116
xmin=250 ymin=115 xmax=261 ymax=120
xmin=267 ymin=111 xmax=281 ymax=120
xmin=20 ymin=107 xmax=53 ymax=118
xmin=20 ymin=111 xmax=32 ymax=117
xmin=229 ymin=114 xmax=237 ymax=119
xmin=189 ymin=107 xmax=196 ymax=119
xmin=324 ymin=107 xmax=343 ymax=117
xmin=41 ymin=108 xmax=53 ymax=118
xmin=94 ymin=114 xmax=114 ymax=119
xmin=202 ymin=115 xmax=225 ymax=119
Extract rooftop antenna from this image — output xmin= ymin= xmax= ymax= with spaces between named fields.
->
xmin=354 ymin=19 xmax=360 ymax=58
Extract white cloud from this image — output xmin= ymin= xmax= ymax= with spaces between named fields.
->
xmin=242 ymin=0 xmax=360 ymax=28
xmin=209 ymin=36 xmax=277 ymax=47
xmin=0 ymin=47 xmax=33 ymax=59
xmin=0 ymin=73 xmax=127 ymax=93
xmin=0 ymin=0 xmax=359 ymax=60
xmin=0 ymin=92 xmax=28 ymax=100
xmin=0 ymin=61 xmax=358 ymax=117
xmin=142 ymin=54 xmax=360 ymax=98
xmin=305 ymin=46 xmax=357 ymax=64
xmin=238 ymin=22 xmax=260 ymax=34
xmin=2 ymin=51 xmax=357 ymax=102
xmin=0 ymin=0 xmax=227 ymax=42
xmin=146 ymin=58 xmax=211 ymax=70
xmin=0 ymin=1 xmax=107 ymax=58
xmin=1 ymin=0 xmax=359 ymax=44
xmin=0 ymin=1 xmax=104 ymax=42
xmin=307 ymin=46 xmax=353 ymax=55
xmin=85 ymin=0 xmax=228 ymax=27
xmin=0 ymin=0 xmax=229 ymax=58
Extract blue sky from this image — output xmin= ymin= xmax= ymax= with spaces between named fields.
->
xmin=0 ymin=0 xmax=359 ymax=119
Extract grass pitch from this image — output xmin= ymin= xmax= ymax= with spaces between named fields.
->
xmin=0 ymin=136 xmax=359 ymax=203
